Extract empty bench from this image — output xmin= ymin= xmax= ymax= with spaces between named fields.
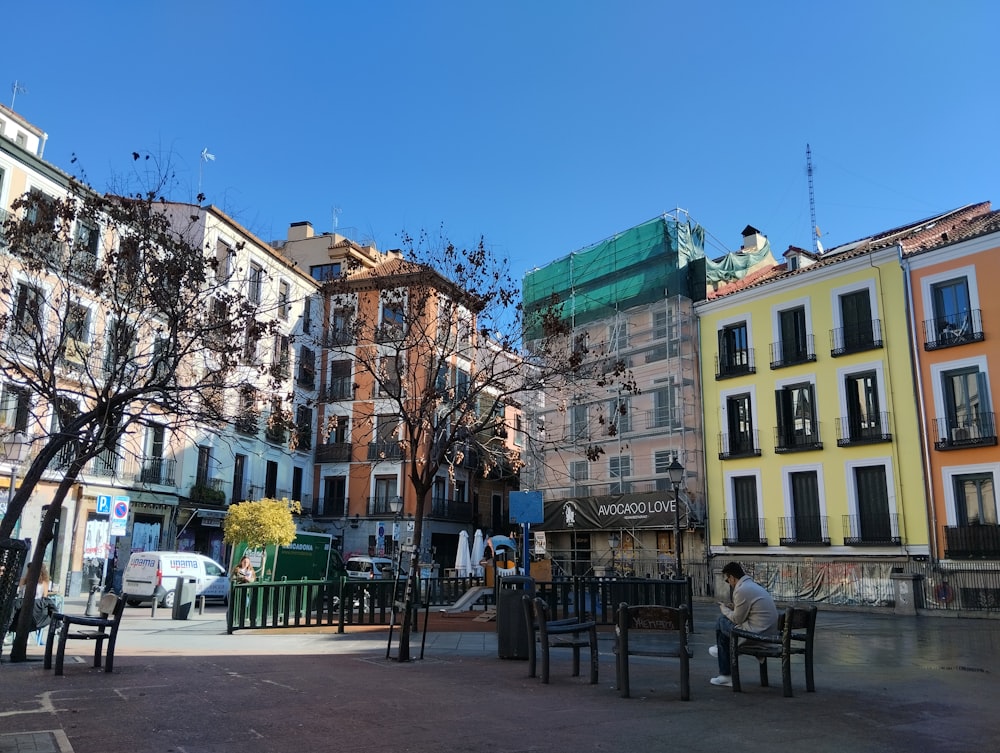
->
xmin=615 ymin=603 xmax=690 ymax=701
xmin=44 ymin=592 xmax=126 ymax=676
xmin=730 ymin=604 xmax=817 ymax=697
xmin=523 ymin=596 xmax=598 ymax=684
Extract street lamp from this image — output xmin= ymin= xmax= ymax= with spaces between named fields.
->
xmin=388 ymin=496 xmax=403 ymax=554
xmin=608 ymin=531 xmax=621 ymax=576
xmin=667 ymin=459 xmax=685 ymax=579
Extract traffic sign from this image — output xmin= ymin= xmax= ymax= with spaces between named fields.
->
xmin=96 ymin=494 xmax=112 ymax=515
xmin=110 ymin=495 xmax=130 ymax=536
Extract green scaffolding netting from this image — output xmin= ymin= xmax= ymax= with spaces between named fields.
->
xmin=522 ymin=215 xmax=776 ymax=340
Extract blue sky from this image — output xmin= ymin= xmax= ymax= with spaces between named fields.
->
xmin=5 ymin=1 xmax=998 ymax=276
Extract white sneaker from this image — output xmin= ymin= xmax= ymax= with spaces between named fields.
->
xmin=708 ymin=645 xmax=718 ymax=658
xmin=710 ymin=675 xmax=733 ymax=687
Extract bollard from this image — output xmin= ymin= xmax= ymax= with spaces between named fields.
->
xmin=197 ymin=595 xmax=206 ymax=615
xmin=150 ymin=598 xmax=157 ymax=617
xmin=84 ymin=575 xmax=102 ymax=616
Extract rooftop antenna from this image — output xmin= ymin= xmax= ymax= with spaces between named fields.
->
xmin=806 ymin=144 xmax=822 ymax=254
xmin=10 ymin=80 xmax=27 ymax=110
xmin=332 ymin=206 xmax=342 ymax=234
xmin=198 ymin=147 xmax=215 ymax=202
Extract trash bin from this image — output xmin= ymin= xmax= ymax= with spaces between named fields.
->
xmin=497 ymin=575 xmax=535 ymax=660
xmin=890 ymin=571 xmax=923 ymax=616
xmin=172 ymin=578 xmax=197 ymax=620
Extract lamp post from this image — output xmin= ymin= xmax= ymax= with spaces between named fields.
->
xmin=667 ymin=459 xmax=685 ymax=579
xmin=388 ymin=496 xmax=403 ymax=555
xmin=608 ymin=531 xmax=621 ymax=576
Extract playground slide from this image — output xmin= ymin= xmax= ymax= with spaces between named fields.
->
xmin=440 ymin=586 xmax=492 ymax=615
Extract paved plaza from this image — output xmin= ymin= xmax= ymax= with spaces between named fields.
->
xmin=1 ymin=599 xmax=998 ymax=753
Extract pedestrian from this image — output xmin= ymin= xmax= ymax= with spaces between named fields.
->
xmin=709 ymin=561 xmax=778 ymax=687
xmin=232 ymin=555 xmax=256 ymax=583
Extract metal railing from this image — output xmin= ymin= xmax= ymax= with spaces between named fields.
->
xmin=830 ymin=319 xmax=883 ymax=356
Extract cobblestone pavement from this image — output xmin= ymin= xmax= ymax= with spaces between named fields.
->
xmin=1 ymin=599 xmax=998 ymax=753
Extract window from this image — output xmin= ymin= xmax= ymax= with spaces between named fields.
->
xmin=0 ymin=384 xmax=30 ymax=433
xmin=330 ymin=306 xmax=352 ymax=345
xmin=310 ymin=263 xmax=341 ymax=282
xmin=272 ymin=334 xmax=290 ymax=378
xmin=931 ymin=277 xmax=971 ymax=343
xmin=236 ymin=386 xmax=258 ymax=435
xmin=609 ymin=321 xmax=628 ymax=351
xmin=376 ymin=415 xmax=399 ymax=444
xmin=12 ymin=282 xmax=43 ymax=340
xmin=942 ymin=366 xmax=992 ymax=441
xmin=570 ymin=461 xmax=589 ymax=495
xmin=140 ymin=424 xmax=167 ymax=484
xmin=321 ymin=476 xmax=347 ymax=517
xmin=718 ymin=321 xmax=752 ymax=377
xmin=654 ymin=449 xmax=680 ymax=492
xmin=374 ymin=476 xmax=398 ymax=508
xmin=248 ymin=263 xmax=263 ymax=305
xmin=723 ymin=392 xmax=756 ymax=457
xmin=776 ymin=306 xmax=810 ymax=365
xmin=455 ymin=480 xmax=466 ymax=504
xmin=849 ymin=465 xmax=895 ymax=544
xmin=570 ymin=404 xmax=588 ymax=441
xmin=653 ymin=310 xmax=668 ymax=340
xmin=380 ymin=353 xmax=403 ymax=397
xmin=296 ymin=405 xmax=313 ymax=450
xmin=242 ymin=323 xmax=259 ymax=364
xmin=331 ymin=415 xmax=349 ymax=445
xmin=732 ymin=476 xmax=762 ymax=544
xmin=842 ymin=371 xmax=885 ymax=444
xmin=266 ymin=397 xmax=286 ymax=443
xmin=608 ymin=395 xmax=630 ymax=434
xmin=775 ymin=383 xmax=820 ymax=451
xmin=328 ymin=360 xmax=353 ymax=400
xmin=151 ymin=337 xmax=171 ymax=380
xmin=454 ymin=368 xmax=469 ymax=401
xmin=207 ymin=298 xmax=229 ymax=349
xmin=265 ymin=460 xmax=278 ymax=498
xmin=233 ymin=454 xmax=248 ymax=502
xmin=62 ymin=303 xmax=91 ymax=366
xmin=297 ymin=346 xmax=316 ymax=388
xmin=788 ymin=471 xmax=823 ymax=543
xmin=953 ymin=474 xmax=997 ymax=526
xmin=195 ymin=445 xmax=213 ymax=486
xmin=834 ymin=287 xmax=881 ymax=355
xmin=514 ymin=414 xmax=524 ymax=447
xmin=651 ymin=386 xmax=676 ymax=429
xmin=72 ymin=221 xmax=99 ymax=275
xmin=215 ymin=239 xmax=234 ymax=282
xmin=609 ymin=455 xmax=632 ymax=494
xmin=103 ymin=319 xmax=137 ymax=373
xmin=278 ymin=280 xmax=290 ymax=319
xmin=302 ymin=295 xmax=313 ymax=334
xmin=379 ymin=298 xmax=405 ymax=341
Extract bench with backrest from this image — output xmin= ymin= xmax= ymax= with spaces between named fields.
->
xmin=615 ymin=603 xmax=690 ymax=701
xmin=523 ymin=595 xmax=598 ymax=685
xmin=44 ymin=592 xmax=127 ymax=676
xmin=729 ymin=604 xmax=817 ymax=697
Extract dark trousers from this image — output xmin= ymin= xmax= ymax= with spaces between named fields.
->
xmin=715 ymin=615 xmax=735 ymax=675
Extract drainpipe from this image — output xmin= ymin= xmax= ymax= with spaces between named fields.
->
xmin=898 ymin=244 xmax=939 ymax=564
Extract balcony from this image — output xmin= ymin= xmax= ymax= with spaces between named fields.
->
xmin=90 ymin=447 xmax=118 ymax=477
xmin=836 ymin=413 xmax=892 ymax=446
xmin=315 ymin=442 xmax=352 ymax=463
xmin=721 ymin=518 xmax=767 ymax=546
xmin=715 ymin=348 xmax=755 ymax=380
xmin=718 ymin=431 xmax=762 ymax=460
xmin=922 ymin=310 xmax=984 ymax=351
xmin=313 ymin=496 xmax=348 ymax=518
xmin=933 ymin=414 xmax=997 ymax=450
xmin=367 ymin=440 xmax=403 ymax=461
xmin=842 ymin=513 xmax=900 ymax=545
xmin=133 ymin=457 xmax=177 ymax=486
xmin=944 ymin=524 xmax=1000 ymax=558
xmin=774 ymin=424 xmax=823 ymax=453
xmin=778 ymin=516 xmax=830 ymax=546
xmin=323 ymin=328 xmax=354 ymax=347
xmin=769 ymin=335 xmax=816 ymax=369
xmin=235 ymin=411 xmax=259 ymax=436
xmin=830 ymin=319 xmax=883 ymax=357
xmin=190 ymin=478 xmax=226 ymax=505
xmin=322 ymin=384 xmax=354 ymax=402
xmin=368 ymin=497 xmax=401 ymax=516
xmin=430 ymin=497 xmax=473 ymax=522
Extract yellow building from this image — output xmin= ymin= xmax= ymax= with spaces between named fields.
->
xmin=694 ymin=210 xmax=986 ymax=603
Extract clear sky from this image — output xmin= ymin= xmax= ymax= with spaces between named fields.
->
xmin=5 ymin=1 xmax=998 ymax=275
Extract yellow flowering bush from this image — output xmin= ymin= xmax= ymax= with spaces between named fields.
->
xmin=223 ymin=497 xmax=302 ymax=549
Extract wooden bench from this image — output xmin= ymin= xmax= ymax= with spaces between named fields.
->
xmin=730 ymin=604 xmax=817 ymax=697
xmin=615 ymin=603 xmax=690 ymax=701
xmin=524 ymin=596 xmax=598 ymax=685
xmin=44 ymin=592 xmax=127 ymax=676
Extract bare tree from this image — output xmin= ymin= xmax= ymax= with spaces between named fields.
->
xmin=322 ymin=229 xmax=633 ymax=661
xmin=0 ymin=177 xmax=276 ymax=660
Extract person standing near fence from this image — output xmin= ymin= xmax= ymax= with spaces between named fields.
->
xmin=708 ymin=561 xmax=778 ymax=687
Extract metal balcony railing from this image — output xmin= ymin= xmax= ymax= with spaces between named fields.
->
xmin=842 ymin=513 xmax=901 ymax=545
xmin=721 ymin=517 xmax=767 ymax=546
xmin=836 ymin=412 xmax=892 ymax=446
xmin=830 ymin=319 xmax=883 ymax=357
xmin=367 ymin=440 xmax=403 ymax=461
xmin=944 ymin=524 xmax=1000 ymax=558
xmin=774 ymin=424 xmax=823 ymax=453
xmin=316 ymin=442 xmax=352 ymax=463
xmin=769 ymin=335 xmax=816 ymax=369
xmin=778 ymin=515 xmax=830 ymax=545
xmin=922 ymin=309 xmax=984 ymax=351
xmin=932 ymin=413 xmax=998 ymax=450
xmin=133 ymin=457 xmax=177 ymax=486
xmin=715 ymin=348 xmax=755 ymax=379
xmin=718 ymin=431 xmax=762 ymax=459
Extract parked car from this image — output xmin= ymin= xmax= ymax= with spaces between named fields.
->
xmin=123 ymin=551 xmax=229 ymax=608
xmin=345 ymin=556 xmax=397 ymax=580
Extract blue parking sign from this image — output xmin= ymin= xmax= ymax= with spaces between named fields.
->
xmin=96 ymin=495 xmax=112 ymax=515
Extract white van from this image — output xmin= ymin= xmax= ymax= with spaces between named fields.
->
xmin=123 ymin=551 xmax=230 ymax=607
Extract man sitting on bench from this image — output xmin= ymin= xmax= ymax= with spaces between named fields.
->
xmin=709 ymin=561 xmax=778 ymax=687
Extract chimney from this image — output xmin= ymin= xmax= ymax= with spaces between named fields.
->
xmin=288 ymin=221 xmax=314 ymax=242
xmin=740 ymin=225 xmax=766 ymax=253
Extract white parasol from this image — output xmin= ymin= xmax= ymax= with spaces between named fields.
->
xmin=454 ymin=529 xmax=473 ymax=577
xmin=470 ymin=529 xmax=486 ymax=577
